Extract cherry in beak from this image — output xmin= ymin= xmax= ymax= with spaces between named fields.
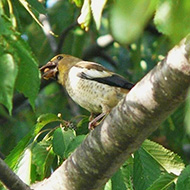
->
xmin=40 ymin=61 xmax=58 ymax=80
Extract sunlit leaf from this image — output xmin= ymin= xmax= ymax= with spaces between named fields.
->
xmin=5 ymin=114 xmax=60 ymax=169
xmin=5 ymin=132 xmax=34 ymax=170
xmin=110 ymin=0 xmax=157 ymax=44
xmin=104 ymin=179 xmax=112 ymax=190
xmin=146 ymin=172 xmax=177 ymax=190
xmin=16 ymin=147 xmax=32 ymax=185
xmin=73 ymin=0 xmax=83 ymax=7
xmin=91 ymin=0 xmax=107 ymax=30
xmin=134 ymin=140 xmax=184 ymax=190
xmin=0 ymin=53 xmax=18 ymax=114
xmin=154 ymin=0 xmax=190 ymax=44
xmin=142 ymin=140 xmax=185 ymax=175
xmin=36 ymin=113 xmax=61 ymax=127
xmin=77 ymin=0 xmax=91 ymax=31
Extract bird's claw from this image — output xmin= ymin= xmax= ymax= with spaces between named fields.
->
xmin=88 ymin=112 xmax=107 ymax=130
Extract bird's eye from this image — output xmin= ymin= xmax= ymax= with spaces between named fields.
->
xmin=57 ymin=55 xmax=63 ymax=61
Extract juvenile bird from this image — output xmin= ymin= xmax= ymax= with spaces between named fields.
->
xmin=40 ymin=54 xmax=134 ymax=129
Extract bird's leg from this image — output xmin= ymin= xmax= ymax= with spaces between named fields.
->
xmin=89 ymin=113 xmax=96 ymax=122
xmin=88 ymin=112 xmax=107 ymax=130
xmin=88 ymin=105 xmax=111 ymax=130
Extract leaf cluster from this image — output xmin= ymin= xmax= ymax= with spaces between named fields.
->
xmin=1 ymin=0 xmax=190 ymax=189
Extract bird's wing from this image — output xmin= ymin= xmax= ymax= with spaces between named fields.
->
xmin=74 ymin=61 xmax=134 ymax=90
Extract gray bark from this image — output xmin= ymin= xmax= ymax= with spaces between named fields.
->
xmin=0 ymin=158 xmax=31 ymax=190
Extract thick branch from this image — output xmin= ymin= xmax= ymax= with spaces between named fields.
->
xmin=32 ymin=37 xmax=190 ymax=190
xmin=0 ymin=158 xmax=31 ymax=190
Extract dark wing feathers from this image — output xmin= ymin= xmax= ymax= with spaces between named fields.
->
xmin=92 ymin=75 xmax=134 ymax=90
xmin=78 ymin=72 xmax=134 ymax=90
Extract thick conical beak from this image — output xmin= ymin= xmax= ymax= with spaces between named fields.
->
xmin=40 ymin=61 xmax=58 ymax=80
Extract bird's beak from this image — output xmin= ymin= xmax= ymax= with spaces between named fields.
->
xmin=40 ymin=61 xmax=58 ymax=80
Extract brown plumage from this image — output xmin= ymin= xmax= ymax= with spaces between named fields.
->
xmin=40 ymin=54 xmax=134 ymax=129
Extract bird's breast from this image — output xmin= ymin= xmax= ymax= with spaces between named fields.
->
xmin=65 ymin=66 xmax=127 ymax=114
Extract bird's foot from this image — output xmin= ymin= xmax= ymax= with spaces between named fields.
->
xmin=88 ymin=113 xmax=107 ymax=130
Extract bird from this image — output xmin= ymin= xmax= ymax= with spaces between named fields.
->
xmin=40 ymin=54 xmax=134 ymax=130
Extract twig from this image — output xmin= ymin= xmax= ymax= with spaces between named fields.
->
xmin=55 ymin=22 xmax=78 ymax=54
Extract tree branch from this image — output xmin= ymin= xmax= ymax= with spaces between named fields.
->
xmin=32 ymin=37 xmax=190 ymax=190
xmin=56 ymin=22 xmax=78 ymax=54
xmin=0 ymin=158 xmax=31 ymax=190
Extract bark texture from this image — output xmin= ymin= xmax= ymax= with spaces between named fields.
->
xmin=32 ymin=37 xmax=190 ymax=190
xmin=0 ymin=158 xmax=31 ymax=190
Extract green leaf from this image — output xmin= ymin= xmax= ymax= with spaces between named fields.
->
xmin=53 ymin=128 xmax=75 ymax=158
xmin=5 ymin=113 xmax=60 ymax=169
xmin=27 ymin=0 xmax=46 ymax=14
xmin=18 ymin=0 xmax=46 ymax=28
xmin=104 ymin=179 xmax=112 ymax=190
xmin=176 ymin=165 xmax=190 ymax=190
xmin=8 ymin=36 xmax=41 ymax=110
xmin=64 ymin=135 xmax=86 ymax=158
xmin=154 ymin=0 xmax=190 ymax=44
xmin=5 ymin=127 xmax=34 ymax=170
xmin=32 ymin=141 xmax=54 ymax=179
xmin=0 ymin=14 xmax=14 ymax=35
xmin=77 ymin=0 xmax=91 ymax=31
xmin=110 ymin=0 xmax=157 ymax=44
xmin=162 ymin=103 xmax=185 ymax=150
xmin=185 ymin=92 xmax=190 ymax=136
xmin=91 ymin=0 xmax=107 ymax=30
xmin=36 ymin=113 xmax=61 ymax=127
xmin=72 ymin=0 xmax=83 ymax=7
xmin=133 ymin=146 xmax=162 ymax=190
xmin=16 ymin=147 xmax=32 ymax=185
xmin=0 ymin=53 xmax=18 ymax=114
xmin=142 ymin=140 xmax=185 ymax=175
xmin=75 ymin=116 xmax=89 ymax=135
xmin=121 ymin=157 xmax=134 ymax=190
xmin=147 ymin=172 xmax=177 ymax=190
xmin=1 ymin=33 xmax=40 ymax=110
xmin=0 ymin=12 xmax=40 ymax=110
xmin=111 ymin=169 xmax=126 ymax=190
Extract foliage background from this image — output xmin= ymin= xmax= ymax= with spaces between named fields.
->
xmin=1 ymin=0 xmax=190 ymax=189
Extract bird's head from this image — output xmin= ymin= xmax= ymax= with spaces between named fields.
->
xmin=40 ymin=54 xmax=81 ymax=85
